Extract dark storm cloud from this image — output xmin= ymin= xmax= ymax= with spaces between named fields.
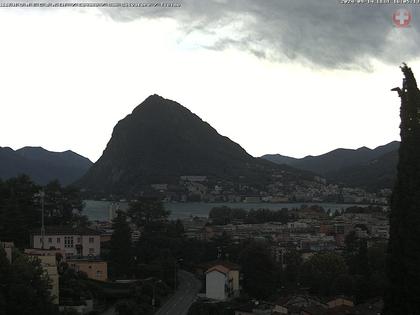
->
xmin=102 ymin=0 xmax=420 ymax=70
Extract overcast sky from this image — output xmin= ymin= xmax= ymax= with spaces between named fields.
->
xmin=0 ymin=1 xmax=419 ymax=162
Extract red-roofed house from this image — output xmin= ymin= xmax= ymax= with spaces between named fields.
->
xmin=205 ymin=262 xmax=240 ymax=300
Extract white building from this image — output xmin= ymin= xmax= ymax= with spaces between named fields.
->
xmin=30 ymin=226 xmax=101 ymax=258
xmin=205 ymin=262 xmax=240 ymax=301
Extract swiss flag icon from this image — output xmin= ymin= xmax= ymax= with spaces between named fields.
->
xmin=393 ymin=9 xmax=411 ymax=28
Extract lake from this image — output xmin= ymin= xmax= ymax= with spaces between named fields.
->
xmin=83 ymin=200 xmax=370 ymax=221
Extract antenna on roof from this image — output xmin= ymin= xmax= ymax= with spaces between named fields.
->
xmin=39 ymin=190 xmax=45 ymax=249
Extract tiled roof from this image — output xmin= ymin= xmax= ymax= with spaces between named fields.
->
xmin=206 ymin=265 xmax=230 ymax=275
xmin=202 ymin=260 xmax=240 ymax=273
xmin=31 ymin=226 xmax=101 ymax=236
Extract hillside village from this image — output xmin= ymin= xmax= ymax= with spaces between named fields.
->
xmin=1 ymin=198 xmax=389 ymax=315
xmin=119 ymin=175 xmax=392 ymax=205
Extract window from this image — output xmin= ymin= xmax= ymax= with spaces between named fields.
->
xmin=64 ymin=236 xmax=74 ymax=248
xmin=89 ymin=248 xmax=94 ymax=255
xmin=89 ymin=237 xmax=94 ymax=243
xmin=48 ymin=238 xmax=52 ymax=243
xmin=57 ymin=237 xmax=61 ymax=243
xmin=77 ymin=237 xmax=81 ymax=243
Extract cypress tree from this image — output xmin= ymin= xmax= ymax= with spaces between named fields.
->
xmin=109 ymin=210 xmax=133 ymax=279
xmin=384 ymin=64 xmax=420 ymax=314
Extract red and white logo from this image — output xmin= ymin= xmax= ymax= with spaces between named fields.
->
xmin=393 ymin=9 xmax=411 ymax=28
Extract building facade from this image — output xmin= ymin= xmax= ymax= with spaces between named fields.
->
xmin=31 ymin=226 xmax=101 ymax=258
xmin=205 ymin=263 xmax=240 ymax=301
xmin=67 ymin=259 xmax=108 ymax=282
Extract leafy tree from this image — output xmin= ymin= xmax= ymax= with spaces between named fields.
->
xmin=0 ymin=176 xmax=86 ymax=248
xmin=281 ymin=249 xmax=303 ymax=288
xmin=239 ymin=242 xmax=278 ymax=299
xmin=59 ymin=264 xmax=91 ymax=303
xmin=115 ymin=300 xmax=142 ymax=315
xmin=109 ymin=211 xmax=133 ymax=279
xmin=368 ymin=243 xmax=387 ymax=297
xmin=128 ymin=198 xmax=170 ymax=227
xmin=301 ymin=252 xmax=347 ymax=296
xmin=246 ymin=208 xmax=289 ymax=224
xmin=0 ymin=175 xmax=40 ymax=247
xmin=0 ymin=248 xmax=57 ymax=315
xmin=331 ymin=274 xmax=354 ymax=296
xmin=384 ymin=65 xmax=420 ymax=314
xmin=344 ymin=231 xmax=369 ymax=277
xmin=43 ymin=180 xmax=86 ymax=226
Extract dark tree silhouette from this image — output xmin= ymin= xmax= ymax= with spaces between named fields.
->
xmin=109 ymin=211 xmax=133 ymax=279
xmin=0 ymin=249 xmax=57 ymax=315
xmin=239 ymin=242 xmax=278 ymax=299
xmin=128 ymin=198 xmax=170 ymax=227
xmin=384 ymin=64 xmax=420 ymax=314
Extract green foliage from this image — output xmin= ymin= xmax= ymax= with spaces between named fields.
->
xmin=301 ymin=252 xmax=347 ymax=296
xmin=245 ymin=208 xmax=290 ymax=224
xmin=187 ymin=301 xmax=232 ymax=315
xmin=132 ymin=230 xmax=180 ymax=287
xmin=0 ymin=175 xmax=85 ymax=248
xmin=0 ymin=175 xmax=40 ymax=247
xmin=113 ymin=279 xmax=170 ymax=315
xmin=209 ymin=206 xmax=247 ymax=225
xmin=59 ymin=265 xmax=92 ymax=303
xmin=239 ymin=242 xmax=278 ymax=299
xmin=43 ymin=180 xmax=86 ymax=226
xmin=115 ymin=300 xmax=143 ymax=315
xmin=0 ymin=248 xmax=57 ymax=315
xmin=344 ymin=231 xmax=369 ymax=276
xmin=109 ymin=211 xmax=133 ymax=279
xmin=128 ymin=198 xmax=170 ymax=227
xmin=281 ymin=249 xmax=303 ymax=287
xmin=344 ymin=205 xmax=384 ymax=214
xmin=384 ymin=64 xmax=420 ymax=314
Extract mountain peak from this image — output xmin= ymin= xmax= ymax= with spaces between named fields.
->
xmin=77 ymin=96 xmax=306 ymax=195
xmin=357 ymin=146 xmax=371 ymax=152
xmin=131 ymin=94 xmax=189 ymax=118
xmin=140 ymin=94 xmax=165 ymax=106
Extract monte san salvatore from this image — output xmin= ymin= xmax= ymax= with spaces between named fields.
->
xmin=77 ymin=94 xmax=314 ymax=197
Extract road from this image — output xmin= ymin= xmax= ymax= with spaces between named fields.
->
xmin=155 ymin=270 xmax=201 ymax=315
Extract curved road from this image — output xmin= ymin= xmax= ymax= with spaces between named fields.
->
xmin=155 ymin=270 xmax=201 ymax=315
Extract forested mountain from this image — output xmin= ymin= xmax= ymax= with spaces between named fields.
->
xmin=77 ymin=94 xmax=313 ymax=194
xmin=262 ymin=141 xmax=399 ymax=190
xmin=0 ymin=146 xmax=92 ymax=185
